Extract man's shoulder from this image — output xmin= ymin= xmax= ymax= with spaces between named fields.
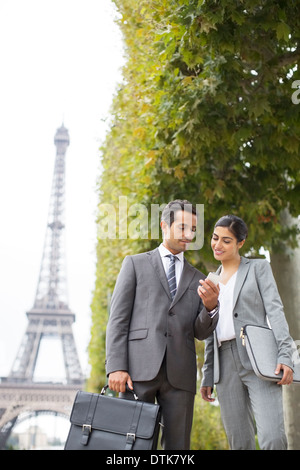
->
xmin=124 ymin=248 xmax=158 ymax=264
xmin=184 ymin=259 xmax=206 ymax=280
xmin=130 ymin=247 xmax=158 ymax=258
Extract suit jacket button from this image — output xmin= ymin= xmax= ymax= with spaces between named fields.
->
xmin=234 ymin=313 xmax=238 ymax=317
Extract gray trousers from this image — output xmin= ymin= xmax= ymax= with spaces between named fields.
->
xmin=216 ymin=339 xmax=287 ymax=450
xmin=120 ymin=356 xmax=195 ymax=450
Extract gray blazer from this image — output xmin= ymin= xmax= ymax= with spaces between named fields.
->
xmin=106 ymin=247 xmax=218 ymax=394
xmin=202 ymin=256 xmax=294 ymax=387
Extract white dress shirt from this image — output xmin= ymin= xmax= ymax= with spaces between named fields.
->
xmin=158 ymin=244 xmax=218 ymax=317
xmin=216 ymin=271 xmax=237 ymax=345
xmin=158 ymin=243 xmax=184 ymax=287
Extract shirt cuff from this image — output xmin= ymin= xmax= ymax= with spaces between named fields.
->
xmin=207 ymin=302 xmax=219 ymax=318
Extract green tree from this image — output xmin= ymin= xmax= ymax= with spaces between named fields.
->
xmin=89 ymin=0 xmax=300 ymax=448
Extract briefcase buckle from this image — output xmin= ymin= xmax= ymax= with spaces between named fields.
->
xmin=82 ymin=424 xmax=92 ymax=433
xmin=80 ymin=424 xmax=92 ymax=446
xmin=127 ymin=433 xmax=135 ymax=442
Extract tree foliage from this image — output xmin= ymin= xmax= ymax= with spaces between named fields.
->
xmin=96 ymin=0 xmax=299 ymax=266
xmin=88 ymin=0 xmax=300 ymax=446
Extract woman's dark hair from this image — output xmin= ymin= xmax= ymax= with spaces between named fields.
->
xmin=214 ymin=215 xmax=248 ymax=242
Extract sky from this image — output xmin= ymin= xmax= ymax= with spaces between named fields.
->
xmin=0 ymin=0 xmax=125 ymax=379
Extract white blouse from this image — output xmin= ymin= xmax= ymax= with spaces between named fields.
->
xmin=216 ymin=271 xmax=237 ymax=346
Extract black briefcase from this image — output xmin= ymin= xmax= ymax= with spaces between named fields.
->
xmin=64 ymin=386 xmax=161 ymax=450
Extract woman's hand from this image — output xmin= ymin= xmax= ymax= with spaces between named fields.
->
xmin=200 ymin=386 xmax=215 ymax=402
xmin=275 ymin=364 xmax=293 ymax=385
xmin=197 ymin=279 xmax=220 ymax=312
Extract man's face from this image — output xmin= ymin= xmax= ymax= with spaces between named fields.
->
xmin=161 ymin=210 xmax=197 ymax=254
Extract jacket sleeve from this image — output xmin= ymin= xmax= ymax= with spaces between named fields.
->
xmin=256 ymin=260 xmax=294 ymax=370
xmin=201 ymin=333 xmax=215 ymax=388
xmin=105 ymin=256 xmax=136 ymax=376
xmin=194 ymin=304 xmax=219 ymax=341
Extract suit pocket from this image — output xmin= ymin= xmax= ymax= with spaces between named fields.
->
xmin=128 ymin=328 xmax=148 ymax=341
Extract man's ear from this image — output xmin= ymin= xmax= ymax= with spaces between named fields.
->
xmin=160 ymin=220 xmax=168 ymax=238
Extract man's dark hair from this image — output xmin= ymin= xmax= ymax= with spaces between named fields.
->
xmin=161 ymin=199 xmax=197 ymax=227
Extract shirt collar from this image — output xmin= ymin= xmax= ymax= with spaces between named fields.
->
xmin=158 ymin=243 xmax=184 ymax=263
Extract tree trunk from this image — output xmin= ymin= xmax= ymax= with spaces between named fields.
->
xmin=270 ymin=209 xmax=300 ymax=450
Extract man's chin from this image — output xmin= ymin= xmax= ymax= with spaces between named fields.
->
xmin=179 ymin=240 xmax=191 ymax=251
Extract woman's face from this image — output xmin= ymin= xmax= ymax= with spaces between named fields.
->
xmin=211 ymin=226 xmax=245 ymax=262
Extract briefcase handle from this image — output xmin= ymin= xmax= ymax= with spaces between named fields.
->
xmin=100 ymin=384 xmax=139 ymax=401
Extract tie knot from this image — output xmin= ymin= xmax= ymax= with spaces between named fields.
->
xmin=167 ymin=254 xmax=177 ymax=262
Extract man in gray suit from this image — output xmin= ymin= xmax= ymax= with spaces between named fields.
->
xmin=106 ymin=200 xmax=219 ymax=449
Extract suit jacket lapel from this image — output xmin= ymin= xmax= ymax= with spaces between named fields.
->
xmin=232 ymin=256 xmax=250 ymax=310
xmin=147 ymin=248 xmax=171 ymax=299
xmin=215 ymin=256 xmax=250 ymax=310
xmin=171 ymin=259 xmax=195 ymax=307
xmin=147 ymin=249 xmax=195 ymax=305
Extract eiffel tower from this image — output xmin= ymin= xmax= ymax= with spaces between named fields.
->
xmin=0 ymin=124 xmax=84 ymax=449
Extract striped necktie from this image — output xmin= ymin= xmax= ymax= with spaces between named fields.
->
xmin=167 ymin=254 xmax=177 ymax=299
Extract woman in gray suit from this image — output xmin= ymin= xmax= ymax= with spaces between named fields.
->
xmin=200 ymin=215 xmax=294 ymax=450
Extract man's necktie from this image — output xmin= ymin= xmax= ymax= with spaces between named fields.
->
xmin=167 ymin=254 xmax=177 ymax=299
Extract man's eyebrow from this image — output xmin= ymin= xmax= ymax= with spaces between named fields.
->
xmin=178 ymin=223 xmax=197 ymax=229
